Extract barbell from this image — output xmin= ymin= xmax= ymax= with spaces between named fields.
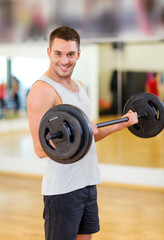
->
xmin=39 ymin=93 xmax=164 ymax=164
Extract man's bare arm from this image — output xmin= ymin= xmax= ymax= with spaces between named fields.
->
xmin=27 ymin=81 xmax=57 ymax=158
xmin=92 ymin=110 xmax=138 ymax=142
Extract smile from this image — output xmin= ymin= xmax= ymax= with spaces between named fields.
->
xmin=59 ymin=65 xmax=70 ymax=71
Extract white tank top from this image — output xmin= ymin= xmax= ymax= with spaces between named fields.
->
xmin=39 ymin=75 xmax=101 ymax=195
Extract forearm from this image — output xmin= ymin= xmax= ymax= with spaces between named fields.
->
xmin=94 ymin=110 xmax=138 ymax=142
xmin=94 ymin=122 xmax=125 ymax=142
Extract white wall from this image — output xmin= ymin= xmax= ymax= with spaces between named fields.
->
xmin=122 ymin=42 xmax=164 ymax=71
xmin=72 ymin=44 xmax=99 ymax=119
xmin=0 ymin=43 xmax=47 ymax=59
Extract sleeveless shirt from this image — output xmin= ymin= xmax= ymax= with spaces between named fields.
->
xmin=39 ymin=75 xmax=101 ymax=195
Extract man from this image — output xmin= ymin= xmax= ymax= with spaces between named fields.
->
xmin=27 ymin=26 xmax=138 ymax=240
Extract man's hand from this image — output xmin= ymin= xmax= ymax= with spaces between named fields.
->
xmin=122 ymin=110 xmax=138 ymax=128
xmin=91 ymin=121 xmax=98 ymax=135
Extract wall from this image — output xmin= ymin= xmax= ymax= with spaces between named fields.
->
xmin=99 ymin=44 xmax=117 ymax=104
xmin=72 ymin=44 xmax=99 ymax=119
xmin=122 ymin=42 xmax=164 ymax=71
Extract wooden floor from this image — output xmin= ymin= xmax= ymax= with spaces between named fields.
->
xmin=0 ymin=174 xmax=164 ymax=240
xmin=0 ymin=115 xmax=164 ymax=239
xmin=96 ymin=116 xmax=164 ymax=168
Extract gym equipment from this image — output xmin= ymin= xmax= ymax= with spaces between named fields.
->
xmin=39 ymin=93 xmax=164 ymax=164
xmin=123 ymin=93 xmax=164 ymax=138
xmin=39 ymin=104 xmax=93 ymax=164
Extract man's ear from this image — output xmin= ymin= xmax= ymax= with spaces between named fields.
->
xmin=77 ymin=49 xmax=81 ymax=60
xmin=47 ymin=47 xmax=51 ymax=58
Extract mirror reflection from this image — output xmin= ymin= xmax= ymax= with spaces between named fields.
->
xmin=0 ymin=42 xmax=164 ymax=171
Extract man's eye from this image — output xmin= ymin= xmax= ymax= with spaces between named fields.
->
xmin=68 ymin=53 xmax=75 ymax=57
xmin=55 ymin=52 xmax=61 ymax=56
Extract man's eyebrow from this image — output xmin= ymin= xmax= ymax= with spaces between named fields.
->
xmin=53 ymin=50 xmax=76 ymax=55
xmin=68 ymin=51 xmax=76 ymax=54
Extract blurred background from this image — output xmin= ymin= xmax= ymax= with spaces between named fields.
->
xmin=0 ymin=0 xmax=164 ymax=185
xmin=0 ymin=1 xmax=164 ymax=240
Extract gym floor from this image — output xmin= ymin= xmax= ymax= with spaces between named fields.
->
xmin=0 ymin=174 xmax=164 ymax=240
xmin=96 ymin=116 xmax=164 ymax=168
xmin=0 ymin=115 xmax=164 ymax=240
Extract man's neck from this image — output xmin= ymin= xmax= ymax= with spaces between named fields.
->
xmin=45 ymin=69 xmax=72 ymax=84
xmin=44 ymin=69 xmax=79 ymax=92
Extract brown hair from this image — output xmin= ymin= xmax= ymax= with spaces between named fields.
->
xmin=49 ymin=26 xmax=80 ymax=49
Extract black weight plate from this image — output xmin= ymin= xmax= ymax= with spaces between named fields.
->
xmin=51 ymin=104 xmax=93 ymax=163
xmin=39 ymin=110 xmax=83 ymax=164
xmin=63 ymin=105 xmax=93 ymax=160
xmin=123 ymin=93 xmax=164 ymax=138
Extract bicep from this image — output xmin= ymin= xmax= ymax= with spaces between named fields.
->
xmin=27 ymin=85 xmax=56 ymax=157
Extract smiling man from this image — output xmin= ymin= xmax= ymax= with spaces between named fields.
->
xmin=27 ymin=26 xmax=138 ymax=240
xmin=47 ymin=36 xmax=81 ymax=81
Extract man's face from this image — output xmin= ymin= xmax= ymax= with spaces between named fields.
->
xmin=47 ymin=38 xmax=81 ymax=79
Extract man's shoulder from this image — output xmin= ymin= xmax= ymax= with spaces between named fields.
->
xmin=30 ymin=80 xmax=56 ymax=94
xmin=76 ymin=80 xmax=86 ymax=90
xmin=27 ymin=80 xmax=56 ymax=105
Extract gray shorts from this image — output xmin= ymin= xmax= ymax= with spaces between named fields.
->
xmin=43 ymin=185 xmax=100 ymax=240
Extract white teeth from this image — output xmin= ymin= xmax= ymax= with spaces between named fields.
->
xmin=60 ymin=66 xmax=68 ymax=70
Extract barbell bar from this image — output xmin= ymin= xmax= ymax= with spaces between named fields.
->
xmin=96 ymin=112 xmax=147 ymax=128
xmin=46 ymin=112 xmax=148 ymax=140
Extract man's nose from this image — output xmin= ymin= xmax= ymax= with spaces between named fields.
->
xmin=60 ymin=55 xmax=69 ymax=64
